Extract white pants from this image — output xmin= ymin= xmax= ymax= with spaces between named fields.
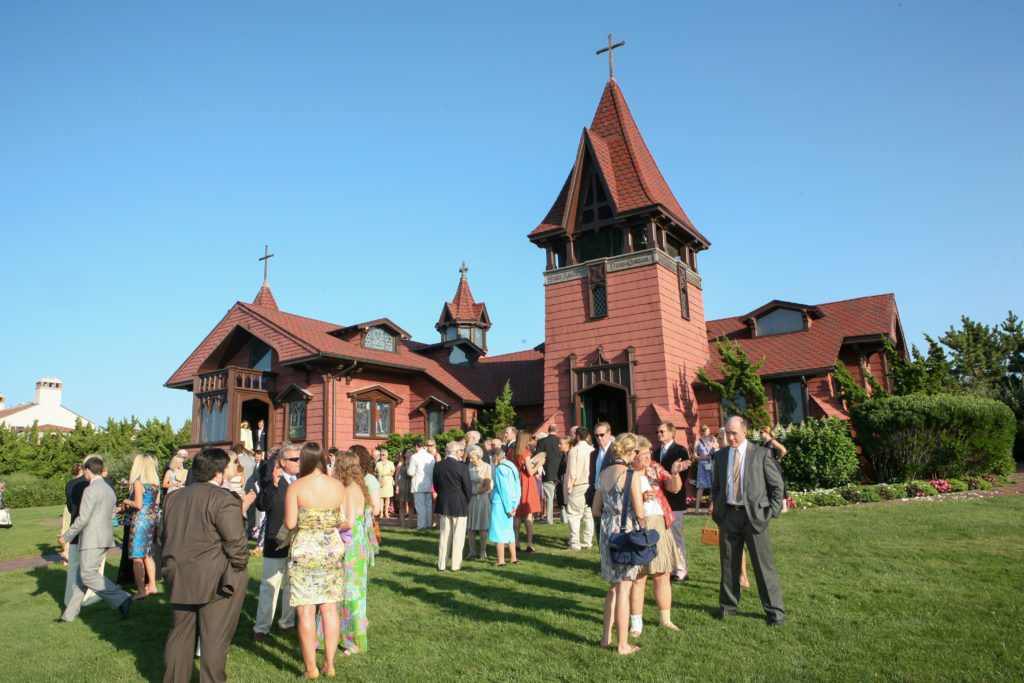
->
xmin=670 ymin=510 xmax=688 ymax=577
xmin=414 ymin=492 xmax=433 ymax=530
xmin=253 ymin=556 xmax=295 ymax=634
xmin=542 ymin=481 xmax=558 ymax=524
xmin=437 ymin=515 xmax=467 ymax=571
xmin=564 ymin=486 xmax=594 ymax=549
xmin=64 ymin=543 xmax=101 ymax=608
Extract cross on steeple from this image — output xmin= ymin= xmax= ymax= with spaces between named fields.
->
xmin=259 ymin=244 xmax=275 ymax=284
xmin=596 ymin=33 xmax=625 ymax=80
xmin=459 ymin=261 xmax=469 ymax=281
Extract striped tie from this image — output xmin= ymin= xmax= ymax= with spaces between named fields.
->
xmin=731 ymin=447 xmax=742 ymax=503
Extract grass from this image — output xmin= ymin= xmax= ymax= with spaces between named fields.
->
xmin=0 ymin=496 xmax=1022 ymax=681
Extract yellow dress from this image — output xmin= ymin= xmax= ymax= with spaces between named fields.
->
xmin=289 ymin=508 xmax=346 ymax=606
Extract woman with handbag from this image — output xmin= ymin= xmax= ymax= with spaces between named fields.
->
xmin=628 ymin=436 xmax=686 ymax=636
xmin=592 ymin=433 xmax=646 ymax=656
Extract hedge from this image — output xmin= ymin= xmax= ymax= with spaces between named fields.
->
xmin=1 ymin=473 xmax=66 ymax=509
xmin=851 ymin=393 xmax=1016 ymax=482
xmin=777 ymin=417 xmax=860 ymax=491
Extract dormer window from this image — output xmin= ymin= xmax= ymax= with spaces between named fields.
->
xmin=364 ymin=326 xmax=397 ymax=352
xmin=755 ymin=308 xmax=806 ymax=336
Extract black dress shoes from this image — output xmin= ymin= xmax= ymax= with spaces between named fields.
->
xmin=767 ymin=617 xmax=785 ymax=627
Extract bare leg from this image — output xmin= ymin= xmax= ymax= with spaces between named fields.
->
xmin=694 ymin=488 xmax=704 ymax=513
xmin=144 ymin=557 xmax=158 ymax=594
xmin=514 ymin=518 xmax=522 ymax=548
xmin=601 ymin=587 xmax=615 ymax=647
xmin=509 ymin=541 xmax=518 ymax=563
xmin=296 ymin=604 xmax=319 ymax=677
xmin=652 ymin=574 xmax=679 ymax=629
xmin=319 ymin=602 xmax=339 ymax=674
xmin=615 ymin=581 xmax=639 ymax=655
xmin=496 ymin=542 xmax=506 ymax=565
xmin=132 ymin=559 xmax=146 ymax=598
xmin=478 ymin=533 xmax=487 ymax=559
xmin=525 ymin=516 xmax=535 ymax=550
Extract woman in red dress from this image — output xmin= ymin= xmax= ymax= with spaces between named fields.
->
xmin=512 ymin=430 xmax=543 ymax=553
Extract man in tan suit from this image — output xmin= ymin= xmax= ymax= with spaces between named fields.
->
xmin=161 ymin=448 xmax=255 ymax=683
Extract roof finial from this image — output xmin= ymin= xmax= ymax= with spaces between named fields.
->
xmin=596 ymin=33 xmax=625 ymax=80
xmin=259 ymin=244 xmax=275 ymax=284
xmin=459 ymin=261 xmax=468 ymax=281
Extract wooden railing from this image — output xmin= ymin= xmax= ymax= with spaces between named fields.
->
xmin=196 ymin=367 xmax=275 ymax=394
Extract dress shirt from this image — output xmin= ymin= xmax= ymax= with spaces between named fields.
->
xmin=595 ymin=442 xmax=612 ymax=474
xmin=726 ymin=440 xmax=748 ymax=506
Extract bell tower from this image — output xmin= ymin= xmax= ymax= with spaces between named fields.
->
xmin=528 ymin=78 xmax=711 ymax=438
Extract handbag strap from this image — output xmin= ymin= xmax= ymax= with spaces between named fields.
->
xmin=618 ymin=469 xmax=634 ymax=532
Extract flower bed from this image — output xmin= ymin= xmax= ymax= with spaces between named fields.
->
xmin=788 ymin=472 xmax=1010 ymax=509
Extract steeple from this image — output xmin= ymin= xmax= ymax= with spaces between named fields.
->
xmin=252 ymin=282 xmax=279 ymax=310
xmin=436 ymin=262 xmax=491 ymax=350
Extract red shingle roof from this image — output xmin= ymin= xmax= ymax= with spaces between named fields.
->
xmin=0 ymin=404 xmax=32 ymax=420
xmin=455 ymin=349 xmax=545 ymax=406
xmin=441 ymin=276 xmax=487 ymax=324
xmin=252 ymin=283 xmax=279 ymax=310
xmin=702 ymin=294 xmax=901 ymax=381
xmin=531 ymin=80 xmax=705 ymax=242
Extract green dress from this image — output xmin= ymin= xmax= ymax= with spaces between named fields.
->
xmin=339 ymin=506 xmax=377 ymax=651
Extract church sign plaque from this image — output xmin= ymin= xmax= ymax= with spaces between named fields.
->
xmin=607 ymin=250 xmax=656 ymax=272
xmin=544 ymin=265 xmax=589 ymax=285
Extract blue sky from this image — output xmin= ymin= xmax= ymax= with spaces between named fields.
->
xmin=2 ymin=1 xmax=1021 ymax=425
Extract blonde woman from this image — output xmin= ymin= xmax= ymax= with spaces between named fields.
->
xmin=592 ymin=433 xmax=645 ymax=656
xmin=122 ymin=453 xmax=161 ymax=599
xmin=240 ymin=420 xmax=254 ymax=453
xmin=162 ymin=453 xmax=187 ymax=495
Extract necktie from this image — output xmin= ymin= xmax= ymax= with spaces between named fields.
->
xmin=731 ymin=447 xmax=742 ymax=503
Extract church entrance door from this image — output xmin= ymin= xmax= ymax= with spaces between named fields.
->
xmin=578 ymin=384 xmax=629 ymax=435
xmin=241 ymin=398 xmax=270 ymax=449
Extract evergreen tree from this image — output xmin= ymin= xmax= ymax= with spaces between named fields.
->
xmin=698 ymin=337 xmax=771 ymax=429
xmin=476 ymin=381 xmax=519 ymax=438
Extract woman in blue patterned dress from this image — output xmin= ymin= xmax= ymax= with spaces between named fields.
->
xmin=123 ymin=454 xmax=161 ymax=600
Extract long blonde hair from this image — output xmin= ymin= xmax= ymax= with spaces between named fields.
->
xmin=129 ymin=453 xmax=160 ymax=487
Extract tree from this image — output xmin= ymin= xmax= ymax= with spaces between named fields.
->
xmin=697 ymin=337 xmax=771 ymax=429
xmin=476 ymin=381 xmax=519 ymax=438
xmin=940 ymin=316 xmax=1005 ymax=396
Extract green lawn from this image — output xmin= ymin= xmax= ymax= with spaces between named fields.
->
xmin=1 ymin=496 xmax=1022 ymax=681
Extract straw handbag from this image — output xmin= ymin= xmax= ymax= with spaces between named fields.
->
xmin=700 ymin=516 xmax=719 ymax=546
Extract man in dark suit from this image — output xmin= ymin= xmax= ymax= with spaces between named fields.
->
xmin=654 ymin=422 xmax=693 ymax=583
xmin=536 ymin=425 xmax=563 ymax=524
xmin=58 ymin=456 xmax=132 ymax=623
xmin=255 ymin=419 xmax=268 ymax=453
xmin=252 ymin=445 xmax=300 ymax=641
xmin=585 ymin=421 xmax=615 ymax=508
xmin=711 ymin=416 xmax=786 ymax=626
xmin=433 ymin=441 xmax=473 ymax=571
xmin=161 ymin=448 xmax=256 ymax=682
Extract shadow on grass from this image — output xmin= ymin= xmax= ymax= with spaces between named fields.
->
xmin=377 ymin=573 xmax=591 ymax=644
xmin=28 ymin=562 xmax=305 ymax=679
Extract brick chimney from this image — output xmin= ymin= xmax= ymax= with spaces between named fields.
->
xmin=35 ymin=377 xmax=63 ymax=407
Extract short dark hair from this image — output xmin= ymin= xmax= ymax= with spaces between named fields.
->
xmin=193 ymin=448 xmax=230 ymax=483
xmin=575 ymin=426 xmax=591 ymax=444
xmin=232 ymin=442 xmax=245 ymax=453
xmin=299 ymin=442 xmax=326 ymax=477
xmin=83 ymin=456 xmax=105 ymax=476
xmin=328 ymin=447 xmax=339 ymax=457
xmin=413 ymin=438 xmax=425 ymax=448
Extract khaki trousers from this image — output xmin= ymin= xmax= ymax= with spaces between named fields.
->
xmin=437 ymin=515 xmax=467 ymax=570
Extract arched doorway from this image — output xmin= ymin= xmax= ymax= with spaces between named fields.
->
xmin=579 ymin=383 xmax=629 ymax=435
xmin=241 ymin=398 xmax=271 ymax=449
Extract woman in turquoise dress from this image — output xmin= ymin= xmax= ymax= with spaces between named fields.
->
xmin=488 ymin=450 xmax=521 ymax=567
xmin=123 ymin=454 xmax=161 ymax=600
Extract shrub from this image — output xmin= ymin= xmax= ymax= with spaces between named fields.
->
xmin=793 ymin=490 xmax=849 ymax=507
xmin=945 ymin=478 xmax=969 ymax=492
xmin=851 ymin=393 xmax=1016 ymax=482
xmin=777 ymin=417 xmax=860 ymax=491
xmin=381 ymin=433 xmax=423 ymax=459
xmin=434 ymin=429 xmax=467 ymax=455
xmin=1 ymin=473 xmax=66 ymax=508
xmin=878 ymin=483 xmax=908 ymax=500
xmin=837 ymin=484 xmax=883 ymax=504
xmin=907 ymin=480 xmax=939 ymax=498
xmin=967 ymin=477 xmax=993 ymax=491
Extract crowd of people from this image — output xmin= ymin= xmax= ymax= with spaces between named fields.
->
xmin=51 ymin=413 xmax=788 ymax=676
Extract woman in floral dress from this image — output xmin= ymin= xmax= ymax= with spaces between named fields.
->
xmin=332 ymin=451 xmax=377 ymax=655
xmin=123 ymin=454 xmax=161 ymax=600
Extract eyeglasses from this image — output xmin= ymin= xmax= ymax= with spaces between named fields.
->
xmin=595 ymin=432 xmax=609 ymax=438
xmin=282 ymin=457 xmax=300 ymax=462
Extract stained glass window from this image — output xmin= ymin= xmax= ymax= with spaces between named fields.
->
xmin=774 ymin=381 xmax=806 ymax=425
xmin=355 ymin=400 xmax=371 ymax=436
xmin=364 ymin=326 xmax=397 ymax=352
xmin=427 ymin=409 xmax=444 ymax=438
xmin=288 ymin=400 xmax=306 ymax=440
xmin=680 ymin=280 xmax=690 ymax=320
xmin=592 ymin=284 xmax=607 ymax=317
xmin=200 ymin=401 xmax=226 ymax=443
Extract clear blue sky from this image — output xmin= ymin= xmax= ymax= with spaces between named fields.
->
xmin=2 ymin=1 xmax=1021 ymax=426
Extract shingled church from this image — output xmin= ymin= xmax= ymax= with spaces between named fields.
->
xmin=166 ymin=75 xmax=905 ymax=452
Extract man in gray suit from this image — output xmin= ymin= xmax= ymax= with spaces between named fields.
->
xmin=711 ymin=416 xmax=786 ymax=626
xmin=57 ymin=456 xmax=132 ymax=623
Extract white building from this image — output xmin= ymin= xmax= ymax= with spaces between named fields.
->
xmin=0 ymin=377 xmax=95 ymax=432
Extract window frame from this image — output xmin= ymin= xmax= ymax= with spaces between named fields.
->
xmin=349 ymin=386 xmax=401 ymax=440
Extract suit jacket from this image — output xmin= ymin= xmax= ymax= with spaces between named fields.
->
xmin=585 ymin=439 xmax=615 ymax=507
xmin=160 ymin=482 xmax=249 ymax=605
xmin=536 ymin=434 xmax=563 ymax=483
xmin=64 ymin=475 xmax=89 ymax=545
xmin=656 ymin=441 xmax=690 ymax=511
xmin=256 ymin=428 xmax=268 ymax=453
xmin=61 ymin=477 xmax=117 ymax=551
xmin=255 ymin=462 xmax=290 ymax=558
xmin=710 ymin=442 xmax=784 ymax=533
xmin=432 ymin=456 xmax=473 ymax=517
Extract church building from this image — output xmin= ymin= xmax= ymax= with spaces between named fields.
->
xmin=166 ymin=75 xmax=904 ymax=452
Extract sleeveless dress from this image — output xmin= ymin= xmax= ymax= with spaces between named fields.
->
xmin=128 ymin=483 xmax=159 ymax=559
xmin=338 ymin=506 xmax=378 ymax=652
xmin=599 ymin=467 xmax=642 ymax=583
xmin=467 ymin=463 xmax=491 ymax=531
xmin=376 ymin=460 xmax=396 ymax=499
xmin=289 ymin=508 xmax=346 ymax=606
xmin=514 ymin=454 xmax=542 ymax=516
